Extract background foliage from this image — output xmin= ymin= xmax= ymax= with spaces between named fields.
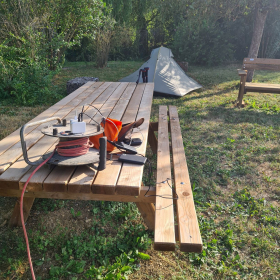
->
xmin=1 ymin=0 xmax=280 ymax=104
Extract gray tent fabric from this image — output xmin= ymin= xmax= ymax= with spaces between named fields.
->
xmin=119 ymin=46 xmax=202 ymax=96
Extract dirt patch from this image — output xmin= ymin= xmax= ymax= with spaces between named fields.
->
xmin=130 ymin=249 xmax=192 ymax=279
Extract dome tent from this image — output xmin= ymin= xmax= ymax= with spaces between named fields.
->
xmin=119 ymin=46 xmax=202 ymax=96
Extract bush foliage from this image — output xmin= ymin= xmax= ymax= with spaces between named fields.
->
xmin=1 ymin=0 xmax=280 ymax=106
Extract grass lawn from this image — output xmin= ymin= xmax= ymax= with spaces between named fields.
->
xmin=0 ymin=61 xmax=279 ymax=279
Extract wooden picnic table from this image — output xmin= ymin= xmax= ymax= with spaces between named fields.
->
xmin=0 ymin=82 xmax=156 ymax=228
xmin=0 ymin=81 xmax=203 ymax=252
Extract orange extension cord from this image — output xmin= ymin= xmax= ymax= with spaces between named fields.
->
xmin=20 ymin=137 xmax=92 ymax=280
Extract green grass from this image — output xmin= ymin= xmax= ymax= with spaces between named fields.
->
xmin=54 ymin=61 xmax=144 ymax=94
xmin=0 ymin=61 xmax=280 ymax=279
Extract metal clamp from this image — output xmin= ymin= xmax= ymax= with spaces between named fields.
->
xmin=20 ymin=117 xmax=62 ymax=166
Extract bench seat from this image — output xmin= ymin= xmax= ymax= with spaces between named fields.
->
xmin=245 ymin=83 xmax=280 ymax=93
xmin=153 ymin=106 xmax=202 ymax=253
xmin=237 ymin=58 xmax=280 ymax=106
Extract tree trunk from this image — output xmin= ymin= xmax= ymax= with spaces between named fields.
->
xmin=139 ymin=26 xmax=148 ymax=58
xmin=247 ymin=5 xmax=269 ymax=82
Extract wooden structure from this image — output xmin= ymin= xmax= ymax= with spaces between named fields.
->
xmin=237 ymin=58 xmax=280 ymax=106
xmin=152 ymin=106 xmax=202 ymax=252
xmin=0 ymin=82 xmax=202 ymax=252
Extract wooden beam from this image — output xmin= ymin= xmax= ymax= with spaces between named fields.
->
xmin=148 ymin=123 xmax=158 ymax=154
xmin=169 ymin=106 xmax=202 ymax=253
xmin=116 ymin=83 xmax=154 ymax=196
xmin=154 ymin=106 xmax=176 ymax=251
xmin=149 ymin=122 xmax=158 ymax=131
xmin=136 ymin=202 xmax=155 ymax=231
xmin=237 ymin=74 xmax=246 ymax=107
xmin=9 ymin=197 xmax=35 ymax=227
xmin=0 ymin=186 xmax=156 ymax=203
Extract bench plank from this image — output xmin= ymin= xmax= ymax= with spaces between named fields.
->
xmin=243 ymin=64 xmax=280 ymax=71
xmin=169 ymin=106 xmax=202 ymax=253
xmin=245 ymin=83 xmax=280 ymax=93
xmin=243 ymin=58 xmax=280 ymax=72
xmin=243 ymin=57 xmax=280 ymax=66
xmin=154 ymin=106 xmax=176 ymax=251
xmin=0 ymin=186 xmax=156 ymax=203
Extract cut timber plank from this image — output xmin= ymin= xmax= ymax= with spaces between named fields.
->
xmin=0 ymin=82 xmax=107 ymax=174
xmin=245 ymin=83 xmax=280 ymax=93
xmin=43 ymin=166 xmax=76 ymax=192
xmin=243 ymin=58 xmax=280 ymax=65
xmin=243 ymin=64 xmax=280 ymax=71
xmin=148 ymin=123 xmax=158 ymax=154
xmin=92 ymin=84 xmax=137 ymax=194
xmin=0 ymin=186 xmax=156 ymax=203
xmin=43 ymin=83 xmax=121 ymax=193
xmin=68 ymin=166 xmax=96 ymax=193
xmin=116 ymin=83 xmax=154 ymax=196
xmin=154 ymin=106 xmax=176 ymax=251
xmin=242 ymin=58 xmax=280 ymax=71
xmin=169 ymin=105 xmax=202 ymax=253
xmin=121 ymin=83 xmax=146 ymax=124
xmin=18 ymin=142 xmax=58 ymax=192
xmin=92 ymin=157 xmax=122 ymax=194
xmin=92 ymin=83 xmax=140 ymax=194
xmin=0 ymin=82 xmax=96 ymax=157
xmin=0 ymin=137 xmax=58 ymax=190
xmin=136 ymin=202 xmax=155 ymax=231
xmin=13 ymin=82 xmax=113 ymax=192
xmin=238 ymin=70 xmax=247 ymax=76
xmin=68 ymin=83 xmax=131 ymax=194
xmin=8 ymin=197 xmax=35 ymax=227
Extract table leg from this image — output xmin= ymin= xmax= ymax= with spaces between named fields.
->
xmin=136 ymin=202 xmax=155 ymax=231
xmin=148 ymin=123 xmax=158 ymax=154
xmin=237 ymin=75 xmax=246 ymax=107
xmin=9 ymin=197 xmax=35 ymax=227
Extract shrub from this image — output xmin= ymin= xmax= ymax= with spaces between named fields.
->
xmin=0 ymin=42 xmax=62 ymax=106
xmin=172 ymin=19 xmax=234 ymax=66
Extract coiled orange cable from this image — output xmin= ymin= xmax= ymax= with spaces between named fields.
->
xmin=56 ymin=137 xmax=93 ymax=157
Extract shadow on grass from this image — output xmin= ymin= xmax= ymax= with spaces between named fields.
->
xmin=153 ymin=96 xmax=279 ymax=127
xmin=205 ymin=105 xmax=280 ymax=127
xmin=153 ymin=86 xmax=239 ymax=104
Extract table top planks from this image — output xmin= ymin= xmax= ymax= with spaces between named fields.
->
xmin=0 ymin=82 xmax=154 ymax=198
xmin=116 ymin=83 xmax=154 ymax=196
